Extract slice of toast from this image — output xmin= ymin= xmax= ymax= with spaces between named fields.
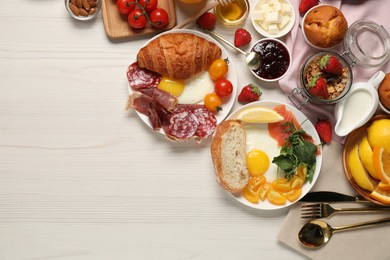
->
xmin=211 ymin=120 xmax=249 ymax=193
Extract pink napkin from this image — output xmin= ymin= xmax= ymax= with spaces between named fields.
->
xmin=279 ymin=0 xmax=390 ymax=143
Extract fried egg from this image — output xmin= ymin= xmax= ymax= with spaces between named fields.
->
xmin=245 ymin=124 xmax=280 ymax=182
xmin=157 ymin=71 xmax=214 ymax=104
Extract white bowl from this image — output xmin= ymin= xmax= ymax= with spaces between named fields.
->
xmin=250 ymin=38 xmax=292 ymax=82
xmin=251 ymin=0 xmax=295 ymax=38
xmin=65 ymin=0 xmax=101 ymax=21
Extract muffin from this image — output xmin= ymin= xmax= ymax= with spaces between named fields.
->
xmin=303 ymin=5 xmax=348 ymax=49
xmin=378 ymin=73 xmax=390 ymax=111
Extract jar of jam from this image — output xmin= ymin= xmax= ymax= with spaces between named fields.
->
xmin=289 ymin=19 xmax=390 ymax=109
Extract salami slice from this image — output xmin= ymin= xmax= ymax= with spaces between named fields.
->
xmin=127 ymin=62 xmax=161 ymax=90
xmin=193 ymin=107 xmax=217 ymax=138
xmin=167 ymin=109 xmax=199 ymax=139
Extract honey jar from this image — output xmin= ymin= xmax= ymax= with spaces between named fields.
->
xmin=214 ymin=0 xmax=249 ymax=27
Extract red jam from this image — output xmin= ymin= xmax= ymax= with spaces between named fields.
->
xmin=251 ymin=40 xmax=290 ymax=80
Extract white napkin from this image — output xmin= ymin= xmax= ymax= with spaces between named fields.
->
xmin=277 ymin=142 xmax=390 ymax=260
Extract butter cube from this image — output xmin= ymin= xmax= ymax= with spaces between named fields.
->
xmin=268 ymin=24 xmax=279 ymax=34
xmin=281 ymin=4 xmax=292 ymax=15
xmin=272 ymin=2 xmax=282 ymax=12
xmin=268 ymin=0 xmax=280 ymax=4
xmin=265 ymin=11 xmax=280 ymax=23
xmin=257 ymin=20 xmax=270 ymax=31
xmin=253 ymin=11 xmax=265 ymax=21
xmin=260 ymin=3 xmax=274 ymax=12
xmin=278 ymin=15 xmax=291 ymax=29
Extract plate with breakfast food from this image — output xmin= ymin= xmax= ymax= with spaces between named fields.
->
xmin=126 ymin=29 xmax=238 ymax=143
xmin=210 ymin=100 xmax=323 ymax=210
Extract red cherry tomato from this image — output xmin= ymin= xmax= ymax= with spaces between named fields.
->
xmin=138 ymin=0 xmax=158 ymax=13
xmin=128 ymin=9 xmax=147 ymax=29
xmin=149 ymin=8 xmax=169 ymax=28
xmin=214 ymin=78 xmax=233 ymax=98
xmin=116 ymin=0 xmax=136 ymax=15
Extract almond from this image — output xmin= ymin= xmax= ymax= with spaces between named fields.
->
xmin=82 ymin=0 xmax=91 ymax=11
xmin=69 ymin=3 xmax=80 ymax=16
xmin=79 ymin=8 xmax=89 ymax=16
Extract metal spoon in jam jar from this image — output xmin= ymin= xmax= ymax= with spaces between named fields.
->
xmin=206 ymin=30 xmax=261 ymax=70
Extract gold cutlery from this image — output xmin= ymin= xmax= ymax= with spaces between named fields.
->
xmin=299 ymin=217 xmax=390 ymax=248
xmin=301 ymin=202 xmax=390 ymax=219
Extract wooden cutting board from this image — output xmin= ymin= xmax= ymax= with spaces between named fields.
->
xmin=101 ymin=0 xmax=176 ymax=40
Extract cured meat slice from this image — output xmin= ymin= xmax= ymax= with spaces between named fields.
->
xmin=193 ymin=107 xmax=217 ymax=138
xmin=126 ymin=92 xmax=161 ymax=130
xmin=127 ymin=62 xmax=161 ymax=90
xmin=167 ymin=109 xmax=199 ymax=139
xmin=138 ymin=87 xmax=178 ymax=112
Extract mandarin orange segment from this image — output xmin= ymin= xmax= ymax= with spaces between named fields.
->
xmin=373 ymin=146 xmax=390 ymax=184
xmin=370 ymin=186 xmax=390 ymax=205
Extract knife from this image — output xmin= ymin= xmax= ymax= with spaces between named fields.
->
xmin=300 ymin=191 xmax=367 ymax=202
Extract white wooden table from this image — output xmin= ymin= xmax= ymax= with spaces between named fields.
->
xmin=0 ymin=1 xmax=309 ymax=259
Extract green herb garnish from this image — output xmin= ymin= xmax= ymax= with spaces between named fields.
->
xmin=272 ymin=121 xmax=318 ymax=183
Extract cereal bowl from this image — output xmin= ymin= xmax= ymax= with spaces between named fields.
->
xmin=250 ymin=38 xmax=292 ymax=82
xmin=65 ymin=0 xmax=101 ymax=21
xmin=251 ymin=0 xmax=295 ymax=38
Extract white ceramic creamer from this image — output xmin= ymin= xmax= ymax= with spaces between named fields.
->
xmin=334 ymin=71 xmax=385 ymax=136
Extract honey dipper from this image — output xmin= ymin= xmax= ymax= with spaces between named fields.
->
xmin=173 ymin=0 xmax=234 ymax=29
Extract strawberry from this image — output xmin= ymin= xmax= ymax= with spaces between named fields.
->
xmin=234 ymin=28 xmax=252 ymax=48
xmin=299 ymin=0 xmax=319 ymax=15
xmin=319 ymin=54 xmax=343 ymax=75
xmin=308 ymin=75 xmax=329 ymax=99
xmin=197 ymin=12 xmax=216 ymax=30
xmin=238 ymin=84 xmax=261 ymax=103
xmin=315 ymin=119 xmax=332 ymax=144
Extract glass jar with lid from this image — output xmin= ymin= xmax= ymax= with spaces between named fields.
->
xmin=289 ymin=19 xmax=390 ymax=109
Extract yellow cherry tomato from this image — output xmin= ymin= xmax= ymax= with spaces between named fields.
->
xmin=242 ymin=185 xmax=259 ymax=204
xmin=208 ymin=59 xmax=228 ymax=81
xmin=267 ymin=187 xmax=287 ymax=205
xmin=290 ymin=175 xmax=304 ymax=190
xmin=204 ymin=93 xmax=222 ymax=112
xmin=258 ymin=182 xmax=271 ymax=201
xmin=272 ymin=178 xmax=291 ymax=193
xmin=284 ymin=188 xmax=302 ymax=202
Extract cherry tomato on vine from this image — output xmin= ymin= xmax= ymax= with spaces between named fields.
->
xmin=208 ymin=58 xmax=228 ymax=81
xmin=203 ymin=93 xmax=222 ymax=112
xmin=116 ymin=0 xmax=136 ymax=16
xmin=128 ymin=9 xmax=147 ymax=29
xmin=214 ymin=78 xmax=233 ymax=98
xmin=149 ymin=8 xmax=169 ymax=28
xmin=138 ymin=0 xmax=158 ymax=13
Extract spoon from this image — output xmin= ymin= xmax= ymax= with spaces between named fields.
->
xmin=298 ymin=217 xmax=390 ymax=248
xmin=206 ymin=30 xmax=261 ymax=70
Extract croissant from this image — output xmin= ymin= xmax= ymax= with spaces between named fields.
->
xmin=137 ymin=33 xmax=222 ymax=80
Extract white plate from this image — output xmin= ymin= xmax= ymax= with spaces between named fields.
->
xmin=128 ymin=29 xmax=238 ymax=136
xmin=227 ymin=100 xmax=322 ymax=210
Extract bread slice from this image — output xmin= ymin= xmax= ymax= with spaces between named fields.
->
xmin=211 ymin=120 xmax=249 ymax=193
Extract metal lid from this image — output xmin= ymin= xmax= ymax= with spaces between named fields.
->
xmin=343 ymin=19 xmax=390 ymax=68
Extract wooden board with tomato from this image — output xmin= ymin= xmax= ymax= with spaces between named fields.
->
xmin=101 ymin=0 xmax=176 ymax=40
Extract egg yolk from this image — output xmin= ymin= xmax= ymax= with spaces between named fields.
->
xmin=246 ymin=149 xmax=270 ymax=177
xmin=157 ymin=76 xmax=185 ymax=97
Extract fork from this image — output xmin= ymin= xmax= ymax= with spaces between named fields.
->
xmin=301 ymin=203 xmax=390 ymax=219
